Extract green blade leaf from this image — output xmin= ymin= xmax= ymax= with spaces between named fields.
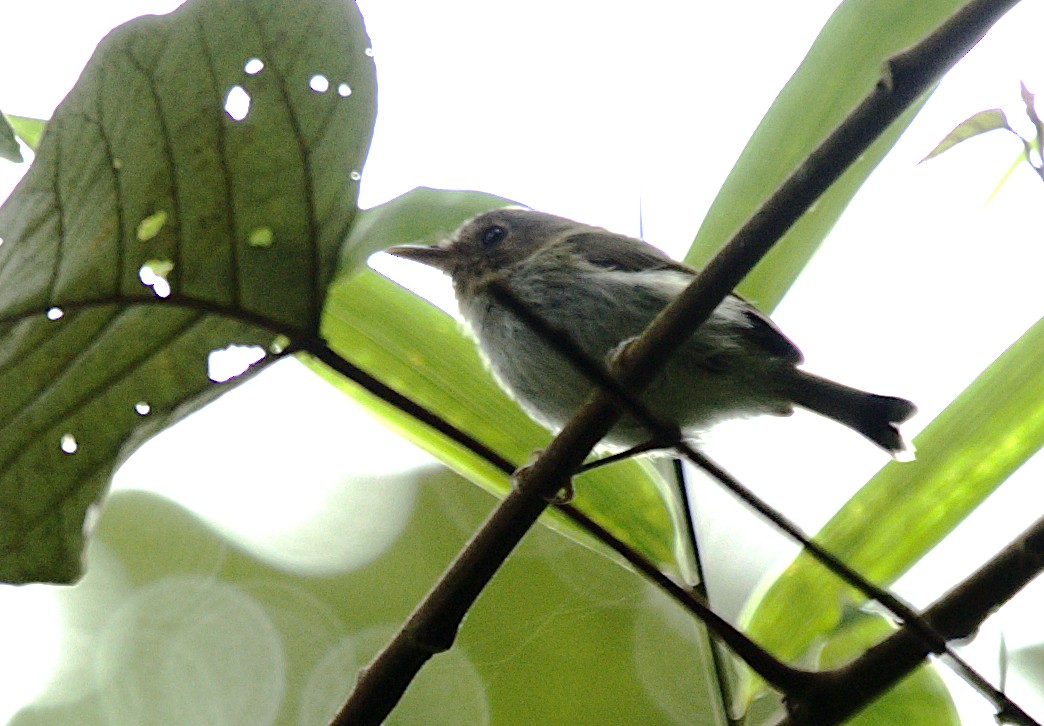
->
xmin=921 ymin=108 xmax=1016 ymax=162
xmin=3 ymin=114 xmax=46 ymax=153
xmin=687 ymin=0 xmax=964 ymax=311
xmin=0 ymin=0 xmax=376 ymax=584
xmin=312 ymin=188 xmax=681 ymax=575
xmin=743 ymin=315 xmax=1044 ymax=662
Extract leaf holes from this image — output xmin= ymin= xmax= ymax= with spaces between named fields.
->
xmin=139 ymin=260 xmax=173 ymax=298
xmin=225 ymin=85 xmax=251 ymax=121
xmin=134 ymin=401 xmax=152 ymax=416
xmin=349 ymin=170 xmax=361 ymax=182
xmin=60 ymin=433 xmax=78 ymax=454
xmin=207 ymin=345 xmax=266 ymax=383
xmin=136 ymin=210 xmax=168 ymax=242
xmin=244 ymin=58 xmax=264 ymax=75
xmin=248 ymin=227 xmax=274 ymax=248
xmin=309 ymin=74 xmax=330 ymax=93
xmin=364 ymin=47 xmax=374 ymax=57
xmin=269 ymin=334 xmax=291 ymax=354
xmin=337 ymin=83 xmax=352 ymax=97
xmin=46 ymin=307 xmax=64 ymax=321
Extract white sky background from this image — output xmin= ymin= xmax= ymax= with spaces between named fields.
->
xmin=1 ymin=0 xmax=1043 ymax=723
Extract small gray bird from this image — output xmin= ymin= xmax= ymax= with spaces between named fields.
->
xmin=387 ymin=208 xmax=916 ymax=457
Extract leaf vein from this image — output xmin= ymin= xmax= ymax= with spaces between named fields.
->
xmin=0 ymin=306 xmax=204 ymax=472
xmin=242 ymin=0 xmax=321 ymax=330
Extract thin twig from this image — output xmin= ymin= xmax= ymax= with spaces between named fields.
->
xmin=674 ymin=443 xmax=1034 ymax=722
xmin=301 ymin=337 xmax=516 ymax=473
xmin=556 ymin=501 xmax=815 ymax=695
xmin=336 ymin=1 xmax=1023 ymax=723
xmin=673 ymin=457 xmax=740 ymax=721
xmin=778 ymin=513 xmax=1044 ymax=726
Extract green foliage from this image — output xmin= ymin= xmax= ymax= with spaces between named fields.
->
xmin=688 ymin=0 xmax=964 ymax=312
xmin=0 ymin=0 xmax=376 ymax=583
xmin=743 ymin=316 xmax=1044 ymax=661
xmin=2 ymin=0 xmax=1041 ymax=722
xmin=921 ymin=82 xmax=1044 ymax=199
xmin=9 ymin=472 xmax=721 ymax=725
xmin=1 ymin=114 xmax=46 ymax=154
xmin=921 ymin=108 xmax=1016 ymax=161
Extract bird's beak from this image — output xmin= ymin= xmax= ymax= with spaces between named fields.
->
xmin=385 ymin=244 xmax=454 ymax=272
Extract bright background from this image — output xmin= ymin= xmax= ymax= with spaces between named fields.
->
xmin=1 ymin=0 xmax=1043 ymax=723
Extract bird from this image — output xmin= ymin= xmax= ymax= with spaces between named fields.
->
xmin=386 ymin=207 xmax=916 ymax=458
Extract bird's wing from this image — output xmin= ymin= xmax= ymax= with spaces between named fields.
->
xmin=564 ymin=231 xmax=693 ymax=274
xmin=734 ymin=299 xmax=804 ymax=364
xmin=567 ymin=229 xmax=804 ymax=364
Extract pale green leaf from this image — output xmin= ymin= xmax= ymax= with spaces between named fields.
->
xmin=0 ymin=0 xmax=377 ymax=583
xmin=921 ymin=108 xmax=1016 ymax=162
xmin=687 ymin=0 xmax=964 ymax=311
xmin=3 ymin=114 xmax=46 ymax=153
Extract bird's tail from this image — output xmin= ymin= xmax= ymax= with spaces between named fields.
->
xmin=784 ymin=370 xmax=917 ymax=457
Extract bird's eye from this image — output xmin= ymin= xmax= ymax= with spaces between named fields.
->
xmin=479 ymin=225 xmax=507 ymax=248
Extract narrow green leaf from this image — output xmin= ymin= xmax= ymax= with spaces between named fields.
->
xmin=0 ymin=112 xmax=22 ymax=162
xmin=687 ymin=0 xmax=964 ymax=311
xmin=0 ymin=0 xmax=377 ymax=584
xmin=743 ymin=315 xmax=1044 ymax=662
xmin=312 ymin=188 xmax=681 ymax=575
xmin=3 ymin=114 xmax=46 ymax=152
xmin=921 ymin=108 xmax=1016 ymax=162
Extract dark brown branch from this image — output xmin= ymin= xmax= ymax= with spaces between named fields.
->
xmin=335 ymin=1 xmax=1023 ymax=723
xmin=779 ymin=513 xmax=1044 ymax=726
xmin=301 ymin=338 xmax=517 ymax=473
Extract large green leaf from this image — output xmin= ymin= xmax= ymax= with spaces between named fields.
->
xmin=0 ymin=0 xmax=376 ymax=584
xmin=312 ymin=188 xmax=682 ymax=576
xmin=687 ymin=0 xmax=964 ymax=311
xmin=743 ymin=315 xmax=1044 ymax=661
